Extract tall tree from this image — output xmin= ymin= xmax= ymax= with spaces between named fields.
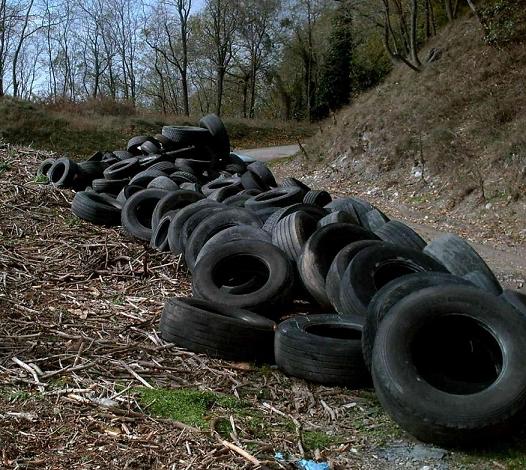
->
xmin=202 ymin=0 xmax=238 ymax=116
xmin=317 ymin=2 xmax=353 ymax=116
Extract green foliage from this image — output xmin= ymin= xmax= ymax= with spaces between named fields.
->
xmin=316 ymin=6 xmax=354 ymax=118
xmin=0 ymin=160 xmax=11 ymax=174
xmin=480 ymin=0 xmax=526 ymax=46
xmin=134 ymin=387 xmax=242 ymax=429
xmin=302 ymin=430 xmax=342 ymax=451
xmin=351 ymin=34 xmax=393 ymax=92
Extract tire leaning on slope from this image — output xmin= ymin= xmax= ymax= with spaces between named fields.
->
xmin=275 ymin=314 xmax=369 ymax=386
xmin=372 ymin=285 xmax=526 ymax=446
xmin=423 ymin=233 xmax=502 ymax=295
xmin=71 ymin=191 xmax=122 ymax=226
xmin=160 ymin=297 xmax=276 ymax=362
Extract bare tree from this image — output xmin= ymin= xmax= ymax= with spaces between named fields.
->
xmin=237 ymin=0 xmax=279 ymax=118
xmin=144 ymin=0 xmax=193 ymax=115
xmin=201 ymin=0 xmax=239 ymax=116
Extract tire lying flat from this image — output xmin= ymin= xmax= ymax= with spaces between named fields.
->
xmin=160 ymin=297 xmax=275 ymax=362
xmin=275 ymin=314 xmax=369 ymax=386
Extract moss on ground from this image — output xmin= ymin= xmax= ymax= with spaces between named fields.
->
xmin=302 ymin=430 xmax=343 ymax=451
xmin=134 ymin=387 xmax=243 ymax=429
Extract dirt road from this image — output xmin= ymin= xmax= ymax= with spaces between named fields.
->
xmin=236 ymin=144 xmax=300 ymax=162
xmin=244 ymin=144 xmax=525 ymax=292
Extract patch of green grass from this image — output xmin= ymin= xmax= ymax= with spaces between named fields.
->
xmin=34 ymin=174 xmax=49 ymax=184
xmin=1 ymin=388 xmax=31 ymax=403
xmin=0 ymin=160 xmax=11 ymax=174
xmin=456 ymin=443 xmax=526 ymax=469
xmin=134 ymin=387 xmax=243 ymax=429
xmin=64 ymin=215 xmax=82 ymax=227
xmin=302 ymin=430 xmax=342 ymax=451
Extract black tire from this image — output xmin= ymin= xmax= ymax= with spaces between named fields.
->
xmin=372 ymin=285 xmax=526 ymax=446
xmin=170 ymin=170 xmax=200 ymax=184
xmin=245 ymin=187 xmax=304 ymax=212
xmin=298 ymin=223 xmax=379 ymax=309
xmin=162 ymin=126 xmax=211 ymax=146
xmin=71 ymin=191 xmax=121 ymax=226
xmin=247 ymin=161 xmax=277 ymax=188
xmin=275 ymin=315 xmax=369 ymax=386
xmin=151 ymin=190 xmax=205 ymax=230
xmin=202 ymin=177 xmax=241 ymax=196
xmin=92 ymin=178 xmax=129 ymax=195
xmin=121 ymin=189 xmax=169 ymax=241
xmin=424 ymin=234 xmax=502 ymax=295
xmin=103 ymin=158 xmax=140 ymax=180
xmin=160 ymin=297 xmax=275 ymax=362
xmin=113 ymin=150 xmax=134 ymax=160
xmin=116 ymin=185 xmax=143 ymax=205
xmin=364 ymin=208 xmax=390 ymax=232
xmin=197 ymin=225 xmax=271 ymax=264
xmin=174 ymin=158 xmax=209 ymax=174
xmin=102 ymin=152 xmax=119 ymax=164
xmin=500 ymin=289 xmax=526 ymax=317
xmin=463 ymin=271 xmax=502 ymax=296
xmin=127 ymin=136 xmax=148 ymax=155
xmin=179 ymin=205 xmax=225 ymax=255
xmin=207 ymin=184 xmax=243 ymax=202
xmin=326 ymin=240 xmax=382 ymax=315
xmin=138 ymin=154 xmax=167 ymax=169
xmin=222 ymin=189 xmax=261 ymax=207
xmin=375 ymin=220 xmax=427 ymax=250
xmin=140 ymin=139 xmax=161 ymax=155
xmin=150 ymin=212 xmax=176 ymax=252
xmin=317 ymin=210 xmax=358 ymax=227
xmin=199 ymin=114 xmax=231 ymax=161
xmin=36 ymin=158 xmax=55 ymax=181
xmin=148 ymin=161 xmax=176 ymax=173
xmin=179 ymin=182 xmax=202 ymax=193
xmin=241 ymin=171 xmax=268 ymax=192
xmin=303 ymin=190 xmax=332 ymax=207
xmin=363 ymin=272 xmax=472 ymax=371
xmin=77 ymin=161 xmax=110 ymax=180
xmin=185 ymin=208 xmax=263 ymax=271
xmin=147 ymin=176 xmax=180 ymax=191
xmin=271 ymin=211 xmax=318 ymax=262
xmin=87 ymin=151 xmax=104 ymax=162
xmin=281 ymin=177 xmax=311 ymax=193
xmin=263 ymin=203 xmax=327 ymax=233
xmin=48 ymin=158 xmax=79 ymax=188
xmin=167 ymin=200 xmax=222 ymax=255
xmin=339 ymin=243 xmax=447 ymax=318
xmin=192 ymin=240 xmax=295 ymax=316
xmin=130 ymin=169 xmax=166 ymax=187
xmin=323 ymin=199 xmax=360 ymax=225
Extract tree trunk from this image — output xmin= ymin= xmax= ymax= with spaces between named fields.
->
xmin=216 ymin=66 xmax=225 ymax=116
xmin=410 ymin=0 xmax=421 ymax=67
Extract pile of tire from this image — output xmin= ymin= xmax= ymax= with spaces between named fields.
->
xmin=38 ymin=114 xmax=526 ymax=448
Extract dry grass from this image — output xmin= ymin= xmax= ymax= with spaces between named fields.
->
xmin=305 ymin=12 xmax=526 ymax=212
xmin=2 ymin=144 xmax=526 ymax=468
xmin=0 ymin=97 xmax=314 ymax=158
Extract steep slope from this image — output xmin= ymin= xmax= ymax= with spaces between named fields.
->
xmin=282 ymin=12 xmax=526 ymax=243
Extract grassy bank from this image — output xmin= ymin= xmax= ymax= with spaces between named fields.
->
xmin=0 ymin=97 xmax=313 ymax=158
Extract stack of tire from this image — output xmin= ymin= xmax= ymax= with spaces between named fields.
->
xmin=38 ymin=114 xmax=526 ymax=448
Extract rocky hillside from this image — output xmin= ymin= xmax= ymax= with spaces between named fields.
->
xmin=283 ymin=11 xmax=526 ymax=244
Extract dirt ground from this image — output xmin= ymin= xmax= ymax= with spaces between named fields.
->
xmin=1 ymin=144 xmax=525 ymax=469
